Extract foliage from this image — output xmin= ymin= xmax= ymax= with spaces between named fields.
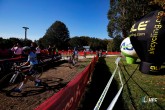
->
xmin=107 ymin=39 xmax=114 ymax=51
xmin=107 ymin=0 xmax=162 ymax=38
xmin=68 ymin=36 xmax=90 ymax=48
xmin=0 ymin=35 xmax=122 ymax=52
xmin=0 ymin=37 xmax=32 ymax=49
xmin=112 ymin=34 xmax=123 ymax=51
xmin=68 ymin=36 xmax=109 ymax=51
xmin=106 ymin=35 xmax=123 ymax=52
xmin=149 ymin=0 xmax=165 ymax=7
xmin=38 ymin=21 xmax=70 ymax=49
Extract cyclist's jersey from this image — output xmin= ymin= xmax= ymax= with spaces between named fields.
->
xmin=27 ymin=52 xmax=38 ymax=65
xmin=72 ymin=51 xmax=75 ymax=56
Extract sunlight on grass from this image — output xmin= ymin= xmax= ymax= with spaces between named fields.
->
xmin=105 ymin=56 xmax=165 ymax=110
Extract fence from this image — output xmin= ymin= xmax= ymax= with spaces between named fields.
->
xmin=94 ymin=57 xmax=123 ymax=110
xmin=35 ymin=56 xmax=98 ymax=110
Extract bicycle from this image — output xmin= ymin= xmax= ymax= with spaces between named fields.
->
xmin=0 ymin=63 xmax=43 ymax=90
xmin=68 ymin=55 xmax=77 ymax=68
xmin=0 ymin=58 xmax=26 ymax=78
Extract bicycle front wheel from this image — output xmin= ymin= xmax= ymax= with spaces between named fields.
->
xmin=0 ymin=72 xmax=23 ymax=90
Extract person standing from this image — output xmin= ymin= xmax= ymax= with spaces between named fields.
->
xmin=30 ymin=42 xmax=37 ymax=53
xmin=56 ymin=47 xmax=59 ymax=56
xmin=11 ymin=43 xmax=23 ymax=57
xmin=36 ymin=45 xmax=43 ymax=63
xmin=83 ymin=49 xmax=86 ymax=58
xmin=48 ymin=45 xmax=52 ymax=56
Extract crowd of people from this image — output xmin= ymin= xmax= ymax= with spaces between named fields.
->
xmin=0 ymin=42 xmax=59 ymax=59
xmin=0 ymin=42 xmax=105 ymax=60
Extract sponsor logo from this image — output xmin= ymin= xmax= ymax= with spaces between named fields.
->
xmin=130 ymin=20 xmax=150 ymax=37
xmin=148 ymin=11 xmax=163 ymax=54
xmin=150 ymin=65 xmax=161 ymax=71
xmin=121 ymin=42 xmax=134 ymax=50
xmin=142 ymin=96 xmax=158 ymax=103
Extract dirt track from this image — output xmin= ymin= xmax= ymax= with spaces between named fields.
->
xmin=0 ymin=58 xmax=90 ymax=110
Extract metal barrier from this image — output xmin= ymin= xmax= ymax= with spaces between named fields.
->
xmin=94 ymin=57 xmax=123 ymax=110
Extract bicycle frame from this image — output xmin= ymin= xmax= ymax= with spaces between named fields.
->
xmin=0 ymin=63 xmax=43 ymax=90
xmin=9 ymin=63 xmax=25 ymax=84
xmin=9 ymin=71 xmax=19 ymax=83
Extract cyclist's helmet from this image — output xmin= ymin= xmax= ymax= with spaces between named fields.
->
xmin=22 ymin=46 xmax=31 ymax=52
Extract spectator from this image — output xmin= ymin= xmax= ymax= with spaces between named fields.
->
xmin=83 ymin=49 xmax=86 ymax=58
xmin=68 ymin=47 xmax=71 ymax=56
xmin=48 ymin=45 xmax=52 ymax=56
xmin=106 ymin=50 xmax=108 ymax=57
xmin=52 ymin=45 xmax=56 ymax=56
xmin=30 ymin=42 xmax=37 ymax=53
xmin=47 ymin=45 xmax=55 ymax=60
xmin=56 ymin=47 xmax=59 ymax=56
xmin=36 ymin=45 xmax=43 ymax=63
xmin=36 ymin=45 xmax=41 ymax=54
xmin=51 ymin=45 xmax=57 ymax=60
xmin=11 ymin=43 xmax=23 ymax=57
xmin=96 ymin=50 xmax=99 ymax=57
xmin=99 ymin=50 xmax=102 ymax=57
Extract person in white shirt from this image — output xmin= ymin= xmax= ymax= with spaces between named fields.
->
xmin=36 ymin=45 xmax=43 ymax=63
xmin=36 ymin=46 xmax=41 ymax=54
xmin=11 ymin=43 xmax=23 ymax=57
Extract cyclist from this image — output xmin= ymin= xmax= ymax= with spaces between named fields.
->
xmin=73 ymin=47 xmax=79 ymax=62
xmin=13 ymin=46 xmax=44 ymax=92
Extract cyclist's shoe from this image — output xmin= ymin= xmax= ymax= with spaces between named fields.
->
xmin=35 ymin=81 xmax=42 ymax=87
xmin=13 ymin=88 xmax=22 ymax=93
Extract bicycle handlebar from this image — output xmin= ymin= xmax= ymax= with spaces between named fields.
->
xmin=12 ymin=63 xmax=30 ymax=71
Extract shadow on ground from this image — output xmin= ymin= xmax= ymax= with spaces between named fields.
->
xmin=2 ymin=78 xmax=67 ymax=97
xmin=77 ymin=57 xmax=125 ymax=110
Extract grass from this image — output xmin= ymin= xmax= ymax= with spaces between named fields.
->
xmin=77 ymin=56 xmax=165 ymax=110
xmin=106 ymin=56 xmax=165 ymax=110
xmin=76 ymin=58 xmax=92 ymax=72
xmin=78 ymin=57 xmax=121 ymax=110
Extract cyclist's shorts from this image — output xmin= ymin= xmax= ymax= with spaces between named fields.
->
xmin=26 ymin=64 xmax=38 ymax=76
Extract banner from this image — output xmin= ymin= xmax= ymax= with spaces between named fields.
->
xmin=130 ymin=10 xmax=165 ymax=74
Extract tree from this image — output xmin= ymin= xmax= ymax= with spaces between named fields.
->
xmin=68 ymin=36 xmax=109 ymax=51
xmin=68 ymin=36 xmax=91 ymax=50
xmin=107 ymin=0 xmax=160 ymax=38
xmin=107 ymin=40 xmax=114 ymax=51
xmin=40 ymin=21 xmax=70 ymax=49
xmin=112 ymin=35 xmax=123 ymax=51
xmin=8 ymin=38 xmax=21 ymax=46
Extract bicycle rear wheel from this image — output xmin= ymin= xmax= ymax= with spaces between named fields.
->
xmin=0 ymin=72 xmax=23 ymax=90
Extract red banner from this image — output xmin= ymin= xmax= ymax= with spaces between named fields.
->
xmin=35 ymin=57 xmax=98 ymax=110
